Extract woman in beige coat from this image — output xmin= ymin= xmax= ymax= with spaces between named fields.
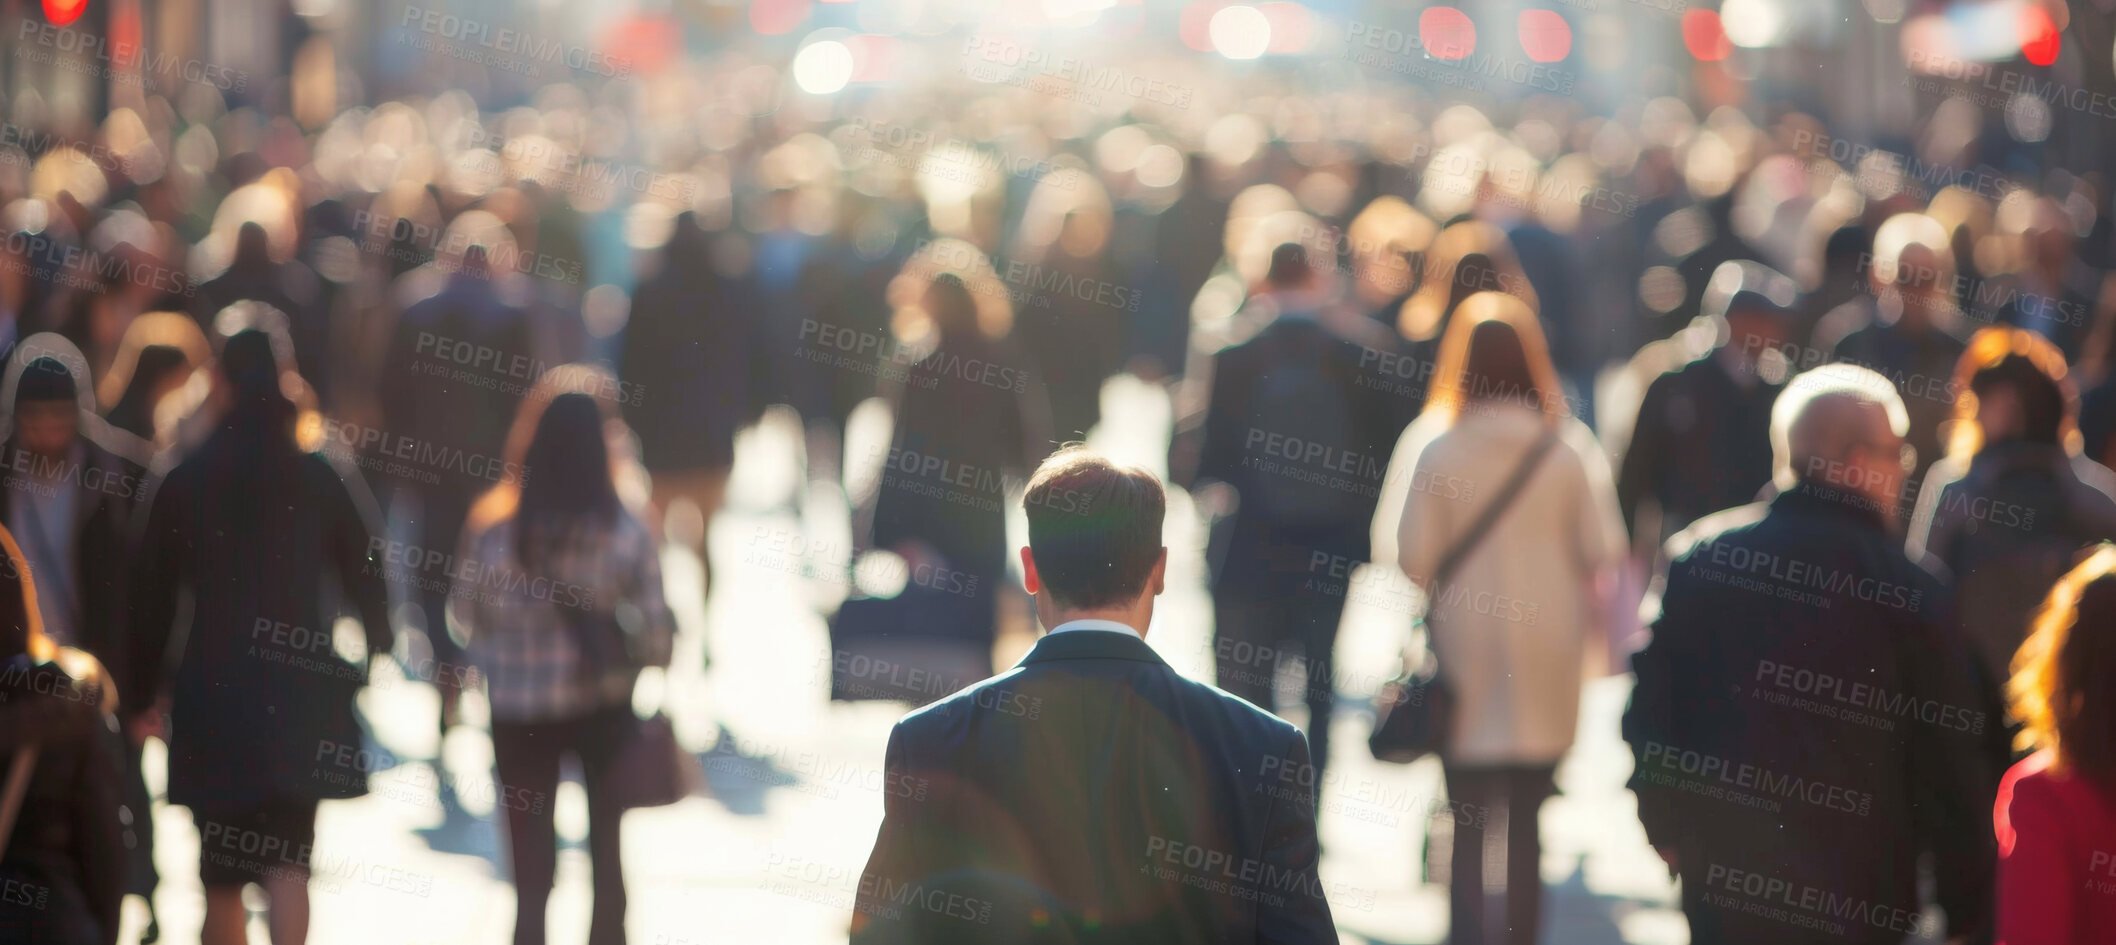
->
xmin=1375 ymin=291 xmax=1626 ymax=945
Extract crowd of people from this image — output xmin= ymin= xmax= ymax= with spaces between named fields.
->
xmin=0 ymin=14 xmax=2109 ymax=945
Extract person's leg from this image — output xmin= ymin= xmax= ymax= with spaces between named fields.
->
xmin=1443 ymin=765 xmax=1494 ymax=945
xmin=694 ymin=467 xmax=730 ymax=601
xmin=1294 ymin=593 xmax=1348 ymax=778
xmin=262 ymin=869 xmax=310 ymax=945
xmin=578 ymin=708 xmax=632 ymax=945
xmin=1501 ymin=766 xmax=1557 ymax=945
xmin=200 ymin=885 xmax=247 ymax=945
xmin=419 ymin=489 xmax=476 ymax=735
xmin=1212 ymin=592 xmax=1280 ymax=712
xmin=494 ymin=719 xmax=571 ymax=945
xmin=258 ymin=800 xmax=320 ymax=945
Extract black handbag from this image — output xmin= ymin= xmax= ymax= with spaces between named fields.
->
xmin=1369 ymin=429 xmax=1560 ymax=764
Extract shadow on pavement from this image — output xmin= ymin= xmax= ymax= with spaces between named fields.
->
xmin=697 ymin=723 xmax=799 ymax=816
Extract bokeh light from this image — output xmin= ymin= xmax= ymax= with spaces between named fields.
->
xmin=1682 ymin=10 xmax=1732 ymax=62
xmin=1209 ymin=5 xmax=1272 ymax=60
xmin=1518 ymin=10 xmax=1572 ymax=63
xmin=42 ymin=0 xmax=85 ymax=26
xmin=2019 ymin=4 xmax=2060 ymax=66
xmin=1419 ymin=7 xmax=1475 ymax=61
xmin=792 ymin=40 xmax=855 ymax=94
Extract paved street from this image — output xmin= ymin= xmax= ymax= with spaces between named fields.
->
xmin=124 ymin=379 xmax=1843 ymax=945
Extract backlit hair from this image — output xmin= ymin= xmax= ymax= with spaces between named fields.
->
xmin=1421 ymin=291 xmax=1565 ymax=427
xmin=1944 ymin=326 xmax=2075 ymax=460
xmin=2011 ymin=545 xmax=2116 ymax=790
xmin=1399 ymin=221 xmax=1537 ymax=342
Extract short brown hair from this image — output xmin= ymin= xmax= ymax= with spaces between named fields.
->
xmin=1023 ymin=446 xmax=1165 ymax=610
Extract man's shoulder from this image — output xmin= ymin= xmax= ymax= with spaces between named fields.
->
xmin=891 ymin=667 xmax=1037 ymax=734
xmin=1663 ymin=501 xmax=1772 ymax=562
xmin=891 ymin=662 xmax=1300 ymax=748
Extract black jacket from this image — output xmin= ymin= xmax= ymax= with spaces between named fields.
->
xmin=1616 ymin=353 xmax=1781 ymax=545
xmin=0 ymin=655 xmax=124 ymax=945
xmin=852 ymin=629 xmax=1335 ymax=945
xmin=126 ymin=418 xmax=392 ymax=810
xmin=1185 ymin=315 xmax=1401 ymax=598
xmin=618 ymin=230 xmax=759 ymax=471
xmin=1622 ymin=483 xmax=1995 ymax=943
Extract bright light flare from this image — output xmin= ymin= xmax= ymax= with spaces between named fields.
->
xmin=1209 ymin=5 xmax=1272 ymax=60
xmin=793 ymin=40 xmax=855 ymax=94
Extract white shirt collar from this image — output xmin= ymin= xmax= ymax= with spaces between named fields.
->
xmin=1047 ymin=618 xmax=1142 ymax=639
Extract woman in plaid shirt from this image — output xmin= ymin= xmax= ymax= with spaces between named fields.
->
xmin=451 ymin=386 xmax=674 ymax=945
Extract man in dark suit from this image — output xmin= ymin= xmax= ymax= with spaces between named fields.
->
xmin=1622 ymin=364 xmax=1994 ymax=945
xmin=1175 ymin=243 xmax=1402 ymax=780
xmin=852 ymin=447 xmax=1336 ymax=945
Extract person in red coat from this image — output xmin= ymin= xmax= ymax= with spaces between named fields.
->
xmin=1996 ymin=544 xmax=2116 ymax=945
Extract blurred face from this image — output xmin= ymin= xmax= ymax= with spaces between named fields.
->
xmin=1727 ymin=310 xmax=1787 ymax=363
xmin=1892 ymin=244 xmax=1949 ymax=314
xmin=1974 ymin=383 xmax=2023 ymax=444
xmin=1841 ymin=405 xmax=1907 ymax=516
xmin=14 ymin=400 xmax=76 ymax=458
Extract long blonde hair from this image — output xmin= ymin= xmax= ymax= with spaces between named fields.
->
xmin=1421 ymin=291 xmax=1565 ymax=427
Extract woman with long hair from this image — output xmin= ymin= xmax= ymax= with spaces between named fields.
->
xmin=1995 ymin=546 xmax=2116 ymax=943
xmin=1379 ymin=291 xmax=1625 ymax=945
xmin=126 ymin=323 xmax=393 ymax=945
xmin=0 ymin=526 xmax=124 ymax=945
xmin=1907 ymin=326 xmax=2116 ymax=691
xmin=853 ymin=242 xmax=1052 ymax=682
xmin=1396 ymin=220 xmax=1538 ymax=349
xmin=452 ymin=371 xmax=674 ymax=945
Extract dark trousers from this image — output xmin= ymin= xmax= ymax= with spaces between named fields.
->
xmin=1441 ymin=764 xmax=1556 ymax=945
xmin=1212 ymin=589 xmax=1346 ymax=775
xmin=492 ymin=707 xmax=630 ymax=945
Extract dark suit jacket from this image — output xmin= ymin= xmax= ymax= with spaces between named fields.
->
xmin=1616 ymin=353 xmax=1782 ymax=545
xmin=1184 ymin=314 xmax=1401 ymax=598
xmin=852 ymin=628 xmax=1335 ymax=945
xmin=1622 ymin=483 xmax=1995 ymax=943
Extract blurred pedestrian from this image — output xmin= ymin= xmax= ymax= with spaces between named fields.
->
xmin=1182 ymin=242 xmax=1400 ymax=778
xmin=96 ymin=312 xmax=210 ymax=458
xmin=190 ymin=222 xmax=325 ymax=392
xmin=618 ymin=211 xmax=756 ymax=605
xmin=0 ymin=526 xmax=125 ymax=945
xmin=1814 ymin=213 xmax=1968 ymax=491
xmin=1995 ymin=545 xmax=2116 ymax=945
xmin=1623 ymin=364 xmax=1994 ymax=945
xmin=859 ymin=251 xmax=1051 ymax=681
xmin=1386 ymin=292 xmax=1626 ymax=945
xmin=455 ymin=385 xmax=674 ymax=945
xmin=0 ymin=338 xmax=152 ymax=935
xmin=126 ymin=326 xmax=394 ymax=945
xmin=1617 ymin=260 xmax=1796 ymax=547
xmin=1907 ymin=327 xmax=2116 ymax=699
xmin=381 ymin=244 xmax=533 ymax=735
xmin=1006 ymin=169 xmax=1127 ymax=442
xmin=852 ymin=447 xmax=1334 ymax=944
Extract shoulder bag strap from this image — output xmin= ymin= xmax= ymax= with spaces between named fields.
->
xmin=1430 ymin=428 xmax=1562 ymax=604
